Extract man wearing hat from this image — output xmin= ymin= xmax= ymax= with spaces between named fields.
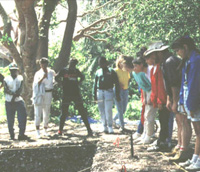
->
xmin=4 ymin=63 xmax=28 ymax=140
xmin=143 ymin=42 xmax=174 ymax=151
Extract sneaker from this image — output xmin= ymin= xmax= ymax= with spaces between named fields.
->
xmin=185 ymin=162 xmax=200 ymax=171
xmin=108 ymin=127 xmax=114 ymax=134
xmin=43 ymin=129 xmax=49 ymax=137
xmin=143 ymin=135 xmax=151 ymax=144
xmin=133 ymin=132 xmax=141 ymax=140
xmin=36 ymin=130 xmax=41 ymax=138
xmin=165 ymin=147 xmax=179 ymax=157
xmin=58 ymin=130 xmax=62 ymax=136
xmin=118 ymin=127 xmax=124 ymax=133
xmin=169 ymin=150 xmax=191 ymax=163
xmin=10 ymin=134 xmax=15 ymax=140
xmin=18 ymin=134 xmax=29 ymax=141
xmin=179 ymin=159 xmax=193 ymax=167
xmin=147 ymin=145 xmax=160 ymax=152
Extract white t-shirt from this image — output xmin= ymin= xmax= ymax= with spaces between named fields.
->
xmin=4 ymin=75 xmax=23 ymax=102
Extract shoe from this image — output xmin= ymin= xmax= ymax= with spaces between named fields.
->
xmin=108 ymin=127 xmax=114 ymax=134
xmin=36 ymin=130 xmax=41 ymax=138
xmin=143 ymin=135 xmax=151 ymax=144
xmin=179 ymin=159 xmax=193 ymax=167
xmin=169 ymin=150 xmax=191 ymax=163
xmin=58 ymin=130 xmax=62 ymax=136
xmin=133 ymin=132 xmax=141 ymax=140
xmin=150 ymin=139 xmax=159 ymax=146
xmin=10 ymin=134 xmax=15 ymax=140
xmin=185 ymin=162 xmax=200 ymax=170
xmin=165 ymin=147 xmax=179 ymax=157
xmin=147 ymin=145 xmax=160 ymax=152
xmin=18 ymin=134 xmax=29 ymax=141
xmin=118 ymin=127 xmax=124 ymax=133
xmin=43 ymin=129 xmax=49 ymax=137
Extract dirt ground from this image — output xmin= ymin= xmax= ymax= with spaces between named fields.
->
xmin=0 ymin=120 xmax=196 ymax=172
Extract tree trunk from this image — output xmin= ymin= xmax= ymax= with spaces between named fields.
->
xmin=54 ymin=0 xmax=77 ymax=72
xmin=15 ymin=0 xmax=38 ymax=118
xmin=37 ymin=0 xmax=59 ymax=60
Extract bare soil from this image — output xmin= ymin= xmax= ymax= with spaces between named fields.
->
xmin=0 ymin=120 xmax=195 ymax=172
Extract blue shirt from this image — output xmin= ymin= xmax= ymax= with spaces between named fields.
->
xmin=180 ymin=50 xmax=200 ymax=112
xmin=132 ymin=72 xmax=151 ymax=92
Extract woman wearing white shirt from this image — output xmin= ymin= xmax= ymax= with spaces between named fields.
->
xmin=32 ymin=57 xmax=55 ymax=138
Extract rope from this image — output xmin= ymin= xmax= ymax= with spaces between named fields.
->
xmin=158 ymin=152 xmax=188 ymax=172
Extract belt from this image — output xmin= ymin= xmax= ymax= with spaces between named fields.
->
xmin=45 ymin=89 xmax=53 ymax=92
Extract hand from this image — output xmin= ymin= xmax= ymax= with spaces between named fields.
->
xmin=172 ymin=102 xmax=178 ymax=114
xmin=147 ymin=99 xmax=152 ymax=105
xmin=142 ymin=99 xmax=146 ymax=105
xmin=158 ymin=104 xmax=163 ymax=110
xmin=43 ymin=73 xmax=47 ymax=79
xmin=166 ymin=99 xmax=172 ymax=111
xmin=190 ymin=111 xmax=194 ymax=118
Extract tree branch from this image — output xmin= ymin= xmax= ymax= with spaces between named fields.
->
xmin=77 ymin=0 xmax=120 ymax=17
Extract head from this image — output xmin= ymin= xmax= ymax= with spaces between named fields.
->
xmin=116 ymin=55 xmax=124 ymax=69
xmin=98 ymin=57 xmax=108 ymax=69
xmin=69 ymin=58 xmax=78 ymax=69
xmin=9 ymin=63 xmax=19 ymax=78
xmin=171 ymin=36 xmax=196 ymax=59
xmin=136 ymin=46 xmax=147 ymax=58
xmin=39 ymin=57 xmax=49 ymax=71
xmin=144 ymin=41 xmax=169 ymax=65
xmin=132 ymin=57 xmax=147 ymax=73
xmin=122 ymin=56 xmax=134 ymax=72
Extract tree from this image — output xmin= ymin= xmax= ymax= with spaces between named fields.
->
xmin=0 ymin=0 xmax=77 ymax=118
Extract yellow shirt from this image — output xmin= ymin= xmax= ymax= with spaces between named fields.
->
xmin=115 ymin=68 xmax=130 ymax=89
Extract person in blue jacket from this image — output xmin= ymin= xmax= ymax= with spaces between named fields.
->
xmin=172 ymin=36 xmax=200 ymax=171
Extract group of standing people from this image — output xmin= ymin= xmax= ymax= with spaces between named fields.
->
xmin=2 ymin=34 xmax=200 ymax=170
xmin=93 ymin=35 xmax=200 ymax=171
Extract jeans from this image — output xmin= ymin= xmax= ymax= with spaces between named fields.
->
xmin=114 ymin=88 xmax=129 ymax=129
xmin=5 ymin=100 xmax=27 ymax=138
xmin=167 ymin=112 xmax=175 ymax=144
xmin=158 ymin=106 xmax=170 ymax=143
xmin=97 ymin=89 xmax=114 ymax=128
xmin=59 ymin=95 xmax=92 ymax=133
xmin=137 ymin=104 xmax=145 ymax=134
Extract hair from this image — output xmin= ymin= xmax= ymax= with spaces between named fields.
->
xmin=136 ymin=46 xmax=147 ymax=58
xmin=132 ymin=57 xmax=148 ymax=67
xmin=69 ymin=58 xmax=78 ymax=65
xmin=116 ymin=55 xmax=124 ymax=68
xmin=39 ymin=57 xmax=49 ymax=64
xmin=171 ymin=35 xmax=199 ymax=53
xmin=98 ymin=57 xmax=107 ymax=63
xmin=122 ymin=56 xmax=134 ymax=69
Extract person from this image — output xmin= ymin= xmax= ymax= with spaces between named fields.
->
xmin=4 ymin=63 xmax=28 ymax=140
xmin=158 ymin=43 xmax=192 ymax=162
xmin=132 ymin=57 xmax=157 ymax=144
xmin=56 ymin=58 xmax=93 ymax=136
xmin=32 ymin=57 xmax=55 ymax=138
xmin=171 ymin=36 xmax=200 ymax=170
xmin=143 ymin=42 xmax=171 ymax=151
xmin=113 ymin=55 xmax=131 ymax=132
xmin=93 ymin=57 xmax=120 ymax=134
xmin=0 ymin=73 xmax=4 ymax=88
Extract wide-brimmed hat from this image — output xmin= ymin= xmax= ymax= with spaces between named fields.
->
xmin=144 ymin=41 xmax=169 ymax=57
xmin=9 ymin=63 xmax=18 ymax=70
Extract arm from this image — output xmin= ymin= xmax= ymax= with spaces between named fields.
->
xmin=113 ymin=70 xmax=120 ymax=101
xmin=4 ymin=81 xmax=15 ymax=95
xmin=186 ymin=60 xmax=200 ymax=112
xmin=55 ymin=69 xmax=64 ymax=83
